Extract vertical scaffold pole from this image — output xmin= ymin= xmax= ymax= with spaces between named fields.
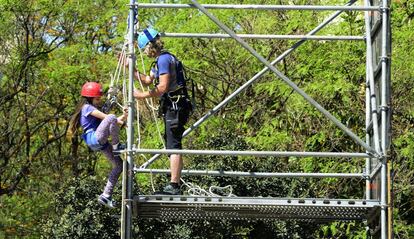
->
xmin=121 ymin=0 xmax=135 ymax=238
xmin=364 ymin=0 xmax=373 ymax=201
xmin=380 ymin=0 xmax=391 ymax=238
xmin=364 ymin=1 xmax=373 ymax=237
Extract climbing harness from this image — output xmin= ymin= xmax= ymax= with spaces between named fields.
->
xmin=152 ymin=51 xmax=196 ymax=115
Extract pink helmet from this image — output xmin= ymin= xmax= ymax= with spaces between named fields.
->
xmin=81 ymin=82 xmax=103 ymax=97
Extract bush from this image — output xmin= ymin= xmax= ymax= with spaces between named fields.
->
xmin=41 ymin=176 xmax=120 ymax=238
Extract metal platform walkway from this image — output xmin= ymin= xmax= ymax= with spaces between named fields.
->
xmin=134 ymin=196 xmax=380 ymax=222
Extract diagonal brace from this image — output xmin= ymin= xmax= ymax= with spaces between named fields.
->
xmin=140 ymin=0 xmax=369 ymax=169
xmin=190 ymin=0 xmax=378 ymax=156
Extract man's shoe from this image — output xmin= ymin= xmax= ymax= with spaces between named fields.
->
xmin=98 ymin=194 xmax=115 ymax=208
xmin=154 ymin=184 xmax=181 ymax=195
xmin=162 ymin=184 xmax=181 ymax=195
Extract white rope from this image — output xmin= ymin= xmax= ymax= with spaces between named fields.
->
xmin=149 ymin=169 xmax=156 ymax=192
xmin=110 ymin=44 xmax=127 ymax=92
xmin=136 ymin=101 xmax=141 ymax=148
xmin=180 ymin=179 xmax=237 ymax=197
xmin=209 ymin=185 xmax=237 ymax=197
xmin=136 ymin=46 xmax=160 ymax=112
xmin=122 ymin=50 xmax=128 ymax=105
xmin=135 ymin=43 xmax=165 ymax=149
xmin=107 ymin=40 xmax=127 ymax=112
xmin=111 ymin=30 xmax=166 ymax=173
xmin=105 ymin=25 xmax=162 ymax=167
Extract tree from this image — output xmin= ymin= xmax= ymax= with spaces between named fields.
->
xmin=41 ymin=176 xmax=121 ymax=239
xmin=0 ymin=0 xmax=125 ymax=237
xmin=0 ymin=0 xmax=68 ymax=197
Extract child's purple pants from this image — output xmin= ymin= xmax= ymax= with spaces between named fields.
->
xmin=95 ymin=114 xmax=123 ymax=197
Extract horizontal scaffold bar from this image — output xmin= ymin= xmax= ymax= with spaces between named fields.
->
xmin=134 ymin=168 xmax=366 ymax=179
xmin=161 ymin=33 xmax=364 ymax=41
xmin=134 ymin=3 xmax=380 ymax=11
xmin=131 ymin=148 xmax=372 ymax=158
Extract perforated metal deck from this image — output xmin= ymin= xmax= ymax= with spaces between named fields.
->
xmin=133 ymin=196 xmax=380 ymax=221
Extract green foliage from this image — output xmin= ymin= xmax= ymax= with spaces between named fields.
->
xmin=0 ymin=191 xmax=51 ymax=238
xmin=41 ymin=176 xmax=120 ymax=239
xmin=390 ymin=1 xmax=414 ymax=238
xmin=317 ymin=221 xmax=366 ymax=239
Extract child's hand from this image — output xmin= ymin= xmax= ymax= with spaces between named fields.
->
xmin=108 ymin=86 xmax=117 ymax=96
xmin=117 ymin=107 xmax=128 ymax=127
xmin=122 ymin=107 xmax=128 ymax=118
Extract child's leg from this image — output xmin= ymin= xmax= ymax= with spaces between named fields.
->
xmin=101 ymin=145 xmax=123 ymax=197
xmin=95 ymin=114 xmax=119 ymax=146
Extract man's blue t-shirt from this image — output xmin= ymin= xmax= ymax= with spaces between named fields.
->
xmin=80 ymin=104 xmax=101 ymax=132
xmin=157 ymin=53 xmax=173 ymax=76
xmin=154 ymin=53 xmax=179 ymax=92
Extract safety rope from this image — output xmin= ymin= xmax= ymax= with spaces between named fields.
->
xmin=135 ymin=45 xmax=165 ymax=149
xmin=112 ymin=40 xmax=166 ymax=168
xmin=107 ymin=29 xmax=165 ymax=149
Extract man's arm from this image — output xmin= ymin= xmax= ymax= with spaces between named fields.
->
xmin=134 ymin=73 xmax=169 ymax=99
xmin=134 ymin=69 xmax=153 ymax=86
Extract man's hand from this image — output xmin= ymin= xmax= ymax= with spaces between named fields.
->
xmin=134 ymin=89 xmax=146 ymax=99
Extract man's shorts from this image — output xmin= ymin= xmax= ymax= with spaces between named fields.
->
xmin=164 ymin=105 xmax=190 ymax=150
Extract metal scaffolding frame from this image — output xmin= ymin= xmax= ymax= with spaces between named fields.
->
xmin=121 ymin=1 xmax=391 ymax=239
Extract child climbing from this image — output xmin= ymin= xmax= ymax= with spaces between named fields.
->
xmin=68 ymin=82 xmax=128 ymax=208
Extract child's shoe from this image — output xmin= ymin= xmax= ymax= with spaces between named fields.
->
xmin=98 ymin=194 xmax=115 ymax=208
xmin=113 ymin=143 xmax=126 ymax=157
